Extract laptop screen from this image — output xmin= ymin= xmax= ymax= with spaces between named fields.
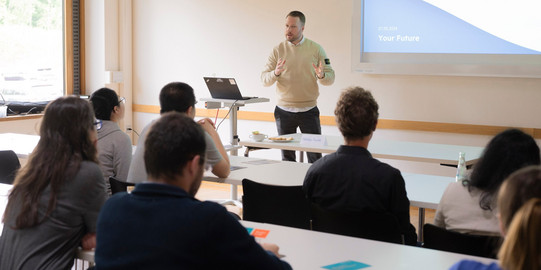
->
xmin=204 ymin=77 xmax=247 ymax=100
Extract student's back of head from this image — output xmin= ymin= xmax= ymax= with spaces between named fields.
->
xmin=499 ymin=198 xmax=541 ymax=270
xmin=498 ymin=165 xmax=541 ymax=229
xmin=144 ymin=111 xmax=206 ymax=185
xmin=159 ymin=82 xmax=196 ymax=114
xmin=497 ymin=166 xmax=541 ymax=270
xmin=334 ymin=86 xmax=379 ymax=141
xmin=90 ymin=88 xmax=119 ymax=120
xmin=467 ymin=129 xmax=540 ymax=210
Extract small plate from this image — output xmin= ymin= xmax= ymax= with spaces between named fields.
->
xmin=268 ymin=137 xmax=295 ymax=142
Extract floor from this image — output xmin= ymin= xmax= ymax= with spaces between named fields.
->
xmin=195 ymin=181 xmax=436 ymax=233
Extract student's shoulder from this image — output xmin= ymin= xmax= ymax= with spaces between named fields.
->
xmin=371 ymin=158 xmax=402 ymax=176
xmin=79 ymin=160 xmax=102 ymax=176
xmin=450 ymin=260 xmax=501 ymax=270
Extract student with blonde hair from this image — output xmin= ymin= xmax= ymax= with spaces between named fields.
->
xmin=498 ymin=198 xmax=541 ymax=270
xmin=450 ymin=165 xmax=541 ymax=270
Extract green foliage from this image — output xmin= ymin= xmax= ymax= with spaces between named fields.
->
xmin=0 ymin=0 xmax=61 ymax=29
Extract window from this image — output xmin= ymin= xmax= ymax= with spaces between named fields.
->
xmin=0 ymin=0 xmax=78 ymax=106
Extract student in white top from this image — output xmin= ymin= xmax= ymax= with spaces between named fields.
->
xmin=450 ymin=165 xmax=541 ymax=270
xmin=435 ymin=129 xmax=540 ymax=235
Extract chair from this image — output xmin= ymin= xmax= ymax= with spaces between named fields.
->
xmin=310 ymin=203 xmax=404 ymax=244
xmin=241 ymin=179 xmax=311 ymax=230
xmin=108 ymin=176 xmax=135 ymax=194
xmin=422 ymin=223 xmax=502 ymax=258
xmin=0 ymin=150 xmax=21 ymax=184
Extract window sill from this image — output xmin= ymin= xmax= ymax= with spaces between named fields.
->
xmin=0 ymin=114 xmax=43 ymax=122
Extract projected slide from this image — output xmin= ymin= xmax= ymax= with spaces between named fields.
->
xmin=363 ymin=0 xmax=541 ymax=54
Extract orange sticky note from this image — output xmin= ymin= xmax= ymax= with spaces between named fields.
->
xmin=252 ymin=229 xmax=270 ymax=238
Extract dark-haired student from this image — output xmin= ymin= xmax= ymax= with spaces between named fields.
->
xmin=0 ymin=96 xmax=107 ymax=270
xmin=127 ymin=81 xmax=229 ymax=183
xmin=303 ymin=86 xmax=417 ymax=245
xmin=450 ymin=165 xmax=541 ymax=270
xmin=90 ymin=88 xmax=132 ymax=192
xmin=95 ymin=112 xmax=291 ymax=270
xmin=435 ymin=129 xmax=540 ymax=235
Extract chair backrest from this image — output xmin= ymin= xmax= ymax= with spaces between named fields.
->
xmin=242 ymin=178 xmax=311 ymax=230
xmin=109 ymin=176 xmax=135 ymax=195
xmin=310 ymin=203 xmax=404 ymax=244
xmin=0 ymin=150 xmax=21 ymax=184
xmin=423 ymin=223 xmax=502 ymax=258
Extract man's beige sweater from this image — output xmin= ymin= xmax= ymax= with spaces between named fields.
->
xmin=261 ymin=38 xmax=335 ymax=108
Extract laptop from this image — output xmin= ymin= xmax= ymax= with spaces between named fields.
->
xmin=204 ymin=77 xmax=256 ymax=100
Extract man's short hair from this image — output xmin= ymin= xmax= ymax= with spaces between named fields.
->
xmin=159 ymin=82 xmax=196 ymax=114
xmin=286 ymin=11 xmax=305 ymax=25
xmin=90 ymin=87 xmax=119 ymax=120
xmin=144 ymin=112 xmax=206 ymax=182
xmin=334 ymin=86 xmax=379 ymax=140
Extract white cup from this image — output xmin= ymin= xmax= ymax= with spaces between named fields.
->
xmin=0 ymin=105 xmax=7 ymax=118
xmin=249 ymin=133 xmax=267 ymax=142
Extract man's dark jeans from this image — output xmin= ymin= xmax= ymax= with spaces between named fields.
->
xmin=274 ymin=106 xmax=322 ymax=163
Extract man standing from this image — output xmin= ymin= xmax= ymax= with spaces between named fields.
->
xmin=261 ymin=10 xmax=335 ymax=163
xmin=95 ymin=113 xmax=291 ymax=270
xmin=303 ymin=87 xmax=418 ymax=246
xmin=127 ymin=82 xmax=230 ymax=183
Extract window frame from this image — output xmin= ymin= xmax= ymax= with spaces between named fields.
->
xmin=65 ymin=0 xmax=85 ymax=96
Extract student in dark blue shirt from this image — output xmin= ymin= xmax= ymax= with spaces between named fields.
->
xmin=95 ymin=112 xmax=291 ymax=270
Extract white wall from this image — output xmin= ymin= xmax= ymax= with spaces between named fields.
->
xmin=83 ymin=0 xmax=541 ymax=176
xmin=125 ymin=0 xmax=541 ymax=126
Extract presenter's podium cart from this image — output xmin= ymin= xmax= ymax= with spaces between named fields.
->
xmin=200 ymin=97 xmax=269 ymax=204
xmin=199 ymin=98 xmax=269 ymax=156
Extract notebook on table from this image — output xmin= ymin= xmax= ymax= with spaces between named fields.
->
xmin=203 ymin=77 xmax=257 ymax=100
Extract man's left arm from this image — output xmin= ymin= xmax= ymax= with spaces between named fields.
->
xmin=316 ymin=46 xmax=335 ymax=86
xmin=198 ymin=118 xmax=230 ymax=178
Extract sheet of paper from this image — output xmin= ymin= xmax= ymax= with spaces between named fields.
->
xmin=301 ymin=134 xmax=327 ymax=147
xmin=230 ymin=166 xmax=247 ymax=171
xmin=323 ymin=260 xmax=371 ymax=270
xmin=242 ymin=159 xmax=280 ymax=165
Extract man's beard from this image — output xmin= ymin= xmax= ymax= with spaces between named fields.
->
xmin=188 ymin=165 xmax=204 ymax=196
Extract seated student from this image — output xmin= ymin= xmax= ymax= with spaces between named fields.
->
xmin=450 ymin=165 xmax=541 ymax=270
xmin=303 ymin=86 xmax=417 ymax=245
xmin=95 ymin=112 xmax=291 ymax=269
xmin=435 ymin=129 xmax=540 ymax=235
xmin=0 ymin=96 xmax=107 ymax=269
xmin=90 ymin=88 xmax=132 ymax=189
xmin=127 ymin=82 xmax=229 ymax=183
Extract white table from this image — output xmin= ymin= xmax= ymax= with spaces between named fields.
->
xmin=240 ymin=220 xmax=496 ymax=269
xmin=75 ymin=220 xmax=496 ymax=269
xmin=204 ymin=155 xmax=454 ymax=241
xmin=0 ymin=133 xmax=40 ymax=158
xmin=240 ymin=133 xmax=484 ymax=166
xmin=204 ymin=156 xmax=453 ymax=206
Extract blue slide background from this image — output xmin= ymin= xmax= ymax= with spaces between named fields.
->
xmin=363 ymin=0 xmax=541 ymax=54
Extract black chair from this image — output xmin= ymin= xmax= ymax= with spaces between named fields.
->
xmin=241 ymin=178 xmax=311 ymax=230
xmin=423 ymin=223 xmax=502 ymax=258
xmin=310 ymin=203 xmax=404 ymax=244
xmin=0 ymin=150 xmax=21 ymax=184
xmin=108 ymin=176 xmax=135 ymax=195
